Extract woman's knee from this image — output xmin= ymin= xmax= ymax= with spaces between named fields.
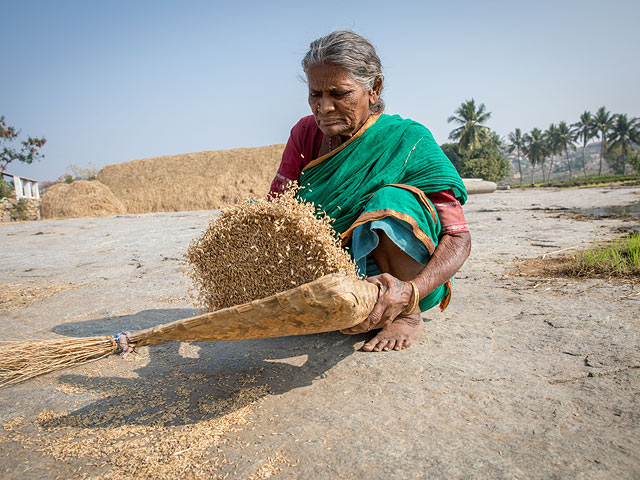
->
xmin=371 ymin=230 xmax=423 ymax=280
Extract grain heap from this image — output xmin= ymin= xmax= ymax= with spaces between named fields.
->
xmin=40 ymin=180 xmax=126 ymax=219
xmin=187 ymin=186 xmax=359 ymax=311
xmin=97 ymin=144 xmax=284 ymax=213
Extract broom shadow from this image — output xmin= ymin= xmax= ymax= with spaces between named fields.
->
xmin=44 ymin=308 xmax=364 ymax=430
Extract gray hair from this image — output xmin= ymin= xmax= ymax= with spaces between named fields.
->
xmin=302 ymin=30 xmax=385 ymax=114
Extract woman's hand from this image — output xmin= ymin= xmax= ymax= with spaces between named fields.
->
xmin=340 ymin=273 xmax=412 ymax=334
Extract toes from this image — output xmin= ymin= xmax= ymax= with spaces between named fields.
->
xmin=380 ymin=339 xmax=396 ymax=352
xmin=364 ymin=335 xmax=394 ymax=352
xmin=362 ymin=338 xmax=378 ymax=352
xmin=373 ymin=338 xmax=391 ymax=352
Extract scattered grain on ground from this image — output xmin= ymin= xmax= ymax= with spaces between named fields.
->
xmin=0 ymin=283 xmax=78 ymax=312
xmin=0 ymin=373 xmax=272 ymax=480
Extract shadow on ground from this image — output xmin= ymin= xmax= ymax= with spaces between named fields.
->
xmin=43 ymin=308 xmax=364 ymax=431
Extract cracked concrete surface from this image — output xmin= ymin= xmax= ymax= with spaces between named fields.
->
xmin=0 ymin=186 xmax=639 ymax=479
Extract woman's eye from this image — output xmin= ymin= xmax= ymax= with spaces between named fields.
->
xmin=332 ymin=91 xmax=348 ymax=97
xmin=309 ymin=91 xmax=320 ymax=97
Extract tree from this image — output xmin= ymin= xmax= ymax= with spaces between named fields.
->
xmin=628 ymin=150 xmax=640 ymax=174
xmin=593 ymin=106 xmax=613 ymax=176
xmin=459 ymin=134 xmax=511 ymax=182
xmin=524 ymin=128 xmax=546 ymax=185
xmin=66 ymin=163 xmax=99 ymax=181
xmin=0 ymin=116 xmax=46 ymax=173
xmin=571 ymin=111 xmax=596 ymax=177
xmin=557 ymin=121 xmax=575 ymax=178
xmin=507 ymin=128 xmax=526 ymax=185
xmin=440 ymin=143 xmax=465 ymax=173
xmin=447 ymin=99 xmax=491 ymax=155
xmin=441 ymin=131 xmax=509 ymax=182
xmin=606 ymin=114 xmax=640 ymax=174
xmin=544 ymin=123 xmax=561 ymax=182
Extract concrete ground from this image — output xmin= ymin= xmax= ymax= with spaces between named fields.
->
xmin=0 ymin=186 xmax=639 ymax=479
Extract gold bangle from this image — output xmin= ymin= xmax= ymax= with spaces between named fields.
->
xmin=401 ymin=281 xmax=420 ymax=315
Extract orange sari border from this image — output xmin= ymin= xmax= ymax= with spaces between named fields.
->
xmin=302 ymin=114 xmax=381 ymax=171
xmin=340 ymin=208 xmax=436 ymax=255
xmin=439 ymin=280 xmax=452 ymax=312
xmin=384 ymin=184 xmax=438 ymax=226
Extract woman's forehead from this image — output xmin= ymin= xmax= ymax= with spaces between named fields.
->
xmin=306 ymin=64 xmax=361 ymax=90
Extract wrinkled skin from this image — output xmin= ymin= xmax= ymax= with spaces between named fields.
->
xmin=341 ymin=230 xmax=471 ymax=352
xmin=306 ymin=63 xmax=381 ymax=152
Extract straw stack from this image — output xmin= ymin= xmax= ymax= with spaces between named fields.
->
xmin=40 ymin=180 xmax=126 ymax=219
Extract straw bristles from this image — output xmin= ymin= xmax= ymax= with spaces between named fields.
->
xmin=41 ymin=180 xmax=126 ymax=219
xmin=0 ymin=336 xmax=115 ymax=387
xmin=187 ymin=185 xmax=359 ymax=312
xmin=97 ymin=145 xmax=285 ymax=213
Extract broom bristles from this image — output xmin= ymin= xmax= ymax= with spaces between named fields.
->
xmin=0 ymin=336 xmax=116 ymax=388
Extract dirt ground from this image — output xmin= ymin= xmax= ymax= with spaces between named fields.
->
xmin=0 ymin=186 xmax=639 ymax=479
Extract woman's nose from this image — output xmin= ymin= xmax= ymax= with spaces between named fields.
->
xmin=318 ymin=96 xmax=335 ymax=114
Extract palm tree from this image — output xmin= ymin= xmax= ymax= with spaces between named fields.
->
xmin=507 ymin=128 xmax=526 ymax=185
xmin=557 ymin=121 xmax=575 ymax=178
xmin=524 ymin=128 xmax=546 ymax=185
xmin=571 ymin=111 xmax=596 ymax=177
xmin=593 ymin=106 xmax=614 ymax=176
xmin=447 ymin=99 xmax=491 ymax=155
xmin=544 ymin=123 xmax=561 ymax=182
xmin=607 ymin=114 xmax=640 ymax=175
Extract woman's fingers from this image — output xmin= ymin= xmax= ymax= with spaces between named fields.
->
xmin=341 ymin=273 xmax=409 ymax=335
xmin=340 ymin=302 xmax=385 ymax=333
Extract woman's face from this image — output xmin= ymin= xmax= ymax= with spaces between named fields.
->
xmin=306 ymin=63 xmax=380 ymax=138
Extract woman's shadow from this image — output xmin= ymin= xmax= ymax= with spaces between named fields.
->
xmin=44 ymin=308 xmax=365 ymax=430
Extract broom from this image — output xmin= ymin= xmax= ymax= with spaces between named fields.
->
xmin=0 ymin=274 xmax=378 ymax=388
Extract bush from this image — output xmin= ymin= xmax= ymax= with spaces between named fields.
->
xmin=10 ymin=199 xmax=29 ymax=221
xmin=441 ymin=135 xmax=510 ymax=182
xmin=0 ymin=179 xmax=14 ymax=200
xmin=463 ymin=141 xmax=511 ymax=182
xmin=440 ymin=143 xmax=464 ymax=174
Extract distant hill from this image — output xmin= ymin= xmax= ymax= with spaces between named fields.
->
xmin=504 ymin=142 xmax=612 ymax=183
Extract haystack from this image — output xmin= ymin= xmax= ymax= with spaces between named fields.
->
xmin=187 ymin=186 xmax=360 ymax=311
xmin=97 ymin=145 xmax=285 ymax=214
xmin=41 ymin=180 xmax=126 ymax=219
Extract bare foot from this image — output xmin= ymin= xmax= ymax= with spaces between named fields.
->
xmin=362 ymin=312 xmax=424 ymax=352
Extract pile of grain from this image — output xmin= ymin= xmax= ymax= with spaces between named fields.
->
xmin=40 ymin=180 xmax=126 ymax=219
xmin=187 ymin=186 xmax=359 ymax=311
xmin=97 ymin=145 xmax=285 ymax=213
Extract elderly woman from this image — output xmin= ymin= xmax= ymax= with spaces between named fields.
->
xmin=270 ymin=31 xmax=471 ymax=352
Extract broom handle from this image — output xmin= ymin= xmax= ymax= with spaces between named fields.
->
xmin=129 ymin=274 xmax=379 ymax=346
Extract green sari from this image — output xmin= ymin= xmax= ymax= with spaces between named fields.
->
xmin=297 ymin=114 xmax=467 ymax=312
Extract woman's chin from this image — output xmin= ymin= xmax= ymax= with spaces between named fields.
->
xmin=319 ymin=124 xmax=351 ymax=137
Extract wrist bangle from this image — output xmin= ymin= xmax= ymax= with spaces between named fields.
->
xmin=401 ymin=281 xmax=420 ymax=315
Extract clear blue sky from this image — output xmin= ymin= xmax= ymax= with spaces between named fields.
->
xmin=2 ymin=0 xmax=638 ymax=181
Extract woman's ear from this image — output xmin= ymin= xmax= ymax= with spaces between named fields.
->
xmin=370 ymin=77 xmax=383 ymax=104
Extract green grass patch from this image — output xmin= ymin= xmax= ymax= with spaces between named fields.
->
xmin=510 ymin=173 xmax=640 ymax=189
xmin=567 ymin=234 xmax=640 ymax=277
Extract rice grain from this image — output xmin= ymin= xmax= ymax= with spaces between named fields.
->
xmin=187 ymin=186 xmax=358 ymax=311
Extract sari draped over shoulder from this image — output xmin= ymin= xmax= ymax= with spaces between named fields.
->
xmin=297 ymin=114 xmax=467 ymax=312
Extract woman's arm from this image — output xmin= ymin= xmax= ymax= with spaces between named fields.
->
xmin=341 ymin=230 xmax=471 ymax=334
xmin=413 ymin=230 xmax=471 ymax=301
